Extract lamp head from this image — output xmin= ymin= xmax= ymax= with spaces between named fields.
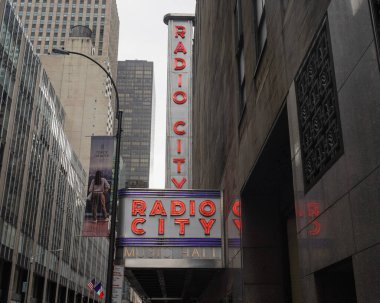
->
xmin=52 ymin=48 xmax=70 ymax=55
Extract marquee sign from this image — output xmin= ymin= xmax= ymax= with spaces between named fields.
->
xmin=164 ymin=14 xmax=195 ymax=189
xmin=117 ymin=189 xmax=223 ymax=268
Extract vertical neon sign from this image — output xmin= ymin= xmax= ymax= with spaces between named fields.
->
xmin=164 ymin=14 xmax=195 ymax=189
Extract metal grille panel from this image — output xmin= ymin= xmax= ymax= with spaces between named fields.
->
xmin=295 ymin=17 xmax=343 ymax=192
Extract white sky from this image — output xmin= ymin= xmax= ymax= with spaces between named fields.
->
xmin=115 ymin=0 xmax=196 ymax=189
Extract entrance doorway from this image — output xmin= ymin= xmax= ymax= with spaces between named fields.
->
xmin=241 ymin=107 xmax=302 ymax=302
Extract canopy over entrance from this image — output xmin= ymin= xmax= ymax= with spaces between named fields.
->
xmin=116 ymin=189 xmax=224 ymax=302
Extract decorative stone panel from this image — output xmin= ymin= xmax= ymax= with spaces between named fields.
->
xmin=295 ymin=17 xmax=344 ymax=192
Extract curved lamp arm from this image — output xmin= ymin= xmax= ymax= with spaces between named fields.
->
xmin=52 ymin=48 xmax=120 ymax=114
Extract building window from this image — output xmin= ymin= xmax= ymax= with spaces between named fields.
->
xmin=237 ymin=49 xmax=245 ymax=115
xmin=295 ymin=17 xmax=344 ymax=192
xmin=235 ymin=0 xmax=245 ymax=118
xmin=369 ymin=0 xmax=380 ymax=67
xmin=254 ymin=0 xmax=267 ymax=61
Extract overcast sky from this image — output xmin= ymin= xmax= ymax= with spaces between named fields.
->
xmin=115 ymin=0 xmax=196 ymax=188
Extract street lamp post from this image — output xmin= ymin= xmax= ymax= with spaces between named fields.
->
xmin=52 ymin=48 xmax=122 ymax=303
xmin=25 ymin=248 xmax=63 ymax=303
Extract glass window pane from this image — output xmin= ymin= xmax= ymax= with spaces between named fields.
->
xmin=256 ymin=0 xmax=263 ymax=21
xmin=258 ymin=21 xmax=267 ymax=54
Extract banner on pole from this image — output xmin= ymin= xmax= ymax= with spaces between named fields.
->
xmin=82 ymin=136 xmax=115 ymax=237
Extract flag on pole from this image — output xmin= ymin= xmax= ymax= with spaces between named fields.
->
xmin=94 ymin=281 xmax=104 ymax=298
xmin=98 ymin=291 xmax=104 ymax=299
xmin=87 ymin=278 xmax=96 ymax=290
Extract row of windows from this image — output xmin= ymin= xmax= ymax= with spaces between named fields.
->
xmin=19 ymin=0 xmax=106 ymax=7
xmin=21 ymin=14 xmax=105 ymax=26
xmin=21 ymin=5 xmax=106 ymax=13
xmin=16 ymin=0 xmax=109 ymax=55
xmin=25 ymin=29 xmax=104 ymax=55
xmin=22 ymin=12 xmax=105 ymax=19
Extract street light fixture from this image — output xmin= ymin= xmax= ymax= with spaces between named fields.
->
xmin=25 ymin=248 xmax=63 ymax=303
xmin=51 ymin=47 xmax=123 ymax=303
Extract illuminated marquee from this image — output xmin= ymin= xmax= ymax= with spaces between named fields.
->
xmin=130 ymin=198 xmax=218 ymax=236
xmin=117 ymin=189 xmax=223 ymax=268
xmin=165 ymin=14 xmax=195 ymax=189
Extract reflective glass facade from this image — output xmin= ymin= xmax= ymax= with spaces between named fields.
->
xmin=117 ymin=60 xmax=154 ymax=188
xmin=0 ymin=1 xmax=107 ymax=302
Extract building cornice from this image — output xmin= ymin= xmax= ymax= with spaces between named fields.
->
xmin=163 ymin=13 xmax=195 ymax=25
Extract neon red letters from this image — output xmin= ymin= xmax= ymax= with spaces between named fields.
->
xmin=170 ymin=24 xmax=189 ymax=189
xmin=173 ymin=121 xmax=186 ymax=135
xmin=130 ymin=199 xmax=218 ymax=236
xmin=174 ymin=58 xmax=186 ymax=70
xmin=175 ymin=25 xmax=186 ymax=38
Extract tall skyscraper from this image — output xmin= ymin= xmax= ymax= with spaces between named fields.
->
xmin=0 ymin=1 xmax=107 ymax=302
xmin=13 ymin=0 xmax=119 ymax=76
xmin=13 ymin=0 xmax=120 ymax=175
xmin=117 ymin=60 xmax=155 ymax=188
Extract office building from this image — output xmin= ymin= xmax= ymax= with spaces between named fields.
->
xmin=117 ymin=60 xmax=155 ymax=188
xmin=13 ymin=0 xmax=119 ymax=77
xmin=192 ymin=0 xmax=380 ymax=302
xmin=40 ymin=27 xmax=115 ymax=174
xmin=12 ymin=0 xmax=119 ymax=174
xmin=13 ymin=0 xmax=119 ymax=173
xmin=0 ymin=1 xmax=107 ymax=302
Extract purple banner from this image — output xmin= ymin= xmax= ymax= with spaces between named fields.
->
xmin=117 ymin=237 xmax=222 ymax=247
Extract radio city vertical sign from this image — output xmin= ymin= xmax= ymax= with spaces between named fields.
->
xmin=164 ymin=14 xmax=195 ymax=189
xmin=117 ymin=189 xmax=223 ymax=268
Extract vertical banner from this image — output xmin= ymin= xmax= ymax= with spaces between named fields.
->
xmin=82 ymin=136 xmax=115 ymax=237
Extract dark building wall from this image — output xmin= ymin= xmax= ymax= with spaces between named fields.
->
xmin=193 ymin=0 xmax=329 ymax=200
xmin=289 ymin=1 xmax=380 ymax=302
xmin=193 ymin=0 xmax=380 ymax=302
xmin=117 ymin=60 xmax=154 ymax=188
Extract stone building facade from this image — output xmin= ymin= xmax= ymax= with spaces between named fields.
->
xmin=193 ymin=0 xmax=380 ymax=302
xmin=13 ymin=0 xmax=120 ymax=175
xmin=40 ymin=31 xmax=115 ymax=175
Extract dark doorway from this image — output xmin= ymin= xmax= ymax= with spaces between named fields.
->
xmin=0 ymin=259 xmax=11 ymax=300
xmin=241 ymin=107 xmax=301 ymax=302
xmin=315 ymin=257 xmax=357 ymax=303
